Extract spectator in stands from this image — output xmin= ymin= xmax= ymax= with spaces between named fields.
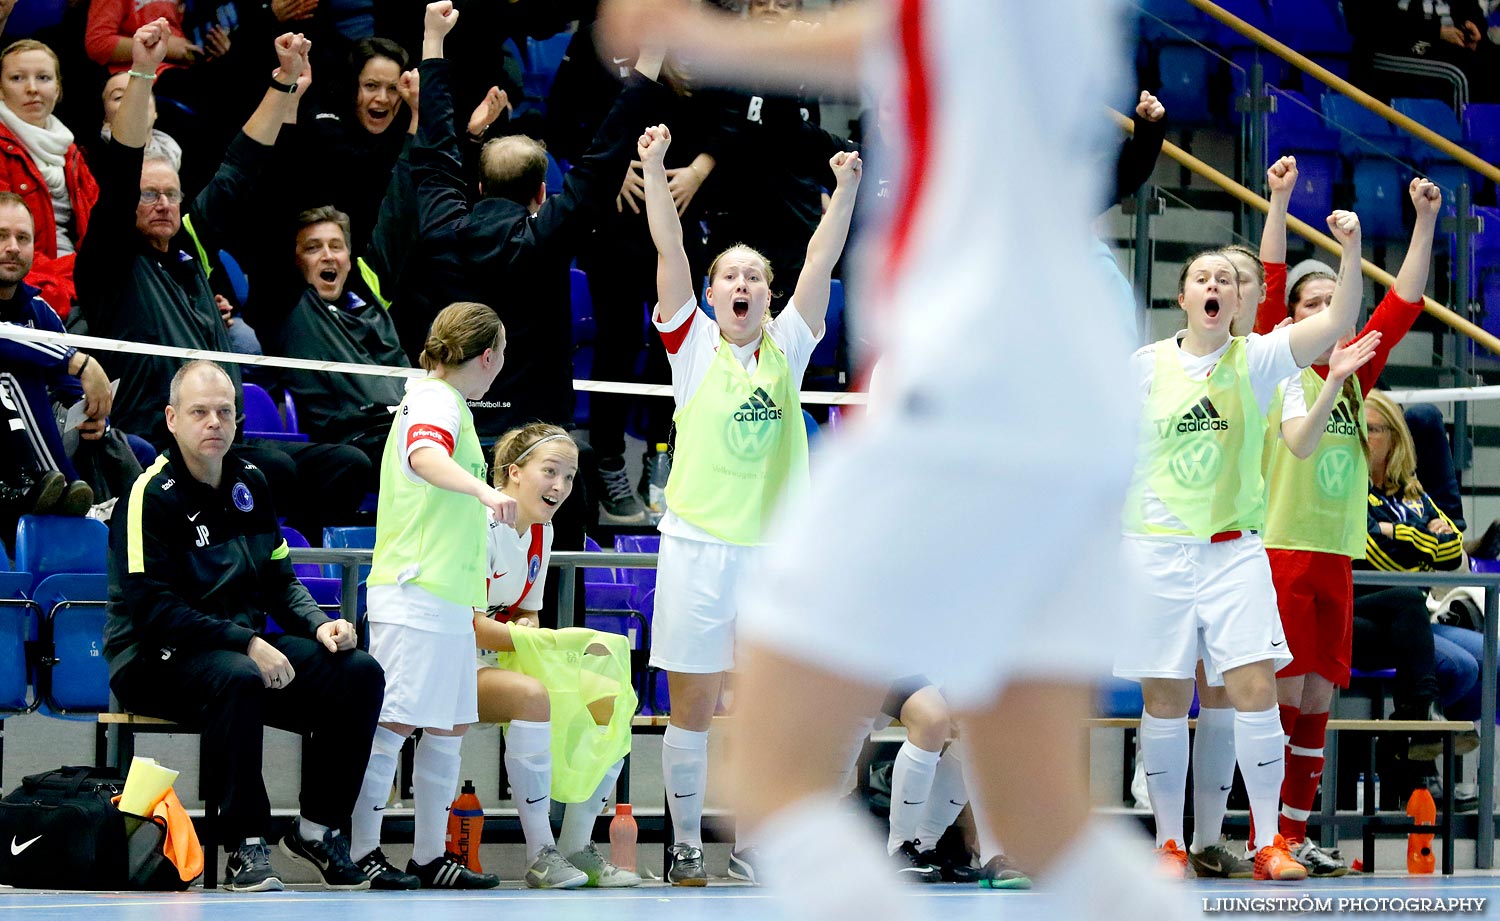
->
xmin=84 ymin=0 xmax=218 ymax=77
xmin=0 ymin=39 xmax=97 ymax=320
xmin=1356 ymin=387 xmax=1484 ymax=803
xmin=403 ymin=1 xmax=667 ymax=442
xmin=548 ymin=24 xmax=726 ymax=525
xmin=1352 ymin=0 xmax=1500 ymax=106
xmin=76 ymin=19 xmax=372 ymax=543
xmin=0 ymin=188 xmax=104 ymax=514
xmin=105 ymin=359 xmax=384 ymax=893
xmin=257 ymin=193 xmax=411 ymax=468
xmin=473 ymin=424 xmax=639 ymax=889
xmin=639 ymin=119 xmax=859 ymax=886
xmin=349 ymin=300 xmax=514 ymax=891
xmin=98 ymin=71 xmax=182 ymax=169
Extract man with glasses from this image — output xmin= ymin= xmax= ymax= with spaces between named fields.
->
xmin=75 ymin=19 xmax=374 ymax=542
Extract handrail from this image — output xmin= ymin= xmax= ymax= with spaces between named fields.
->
xmin=1183 ymin=0 xmax=1500 ymax=185
xmin=1110 ymin=108 xmax=1500 ymax=358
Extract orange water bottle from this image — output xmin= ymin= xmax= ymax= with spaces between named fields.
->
xmin=447 ymin=780 xmax=485 ymax=871
xmin=609 ymin=802 xmax=638 ymax=872
xmin=1406 ymin=786 xmax=1436 ymax=874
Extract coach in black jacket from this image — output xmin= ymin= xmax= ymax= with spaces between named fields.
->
xmin=106 ymin=359 xmax=383 ymax=892
xmin=400 ymin=1 xmax=668 ymax=440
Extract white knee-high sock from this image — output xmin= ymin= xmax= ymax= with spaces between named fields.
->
xmin=558 ymin=758 xmax=624 ymax=858
xmin=834 ymin=716 xmax=877 ymax=794
xmin=1139 ymin=713 xmax=1189 ymax=847
xmin=412 ymin=733 xmax=464 ymax=865
xmin=350 ymin=726 xmax=404 ymax=861
xmin=887 ymin=740 xmax=941 ymax=854
xmin=914 ymin=740 xmax=969 ymax=848
xmin=663 ymin=725 xmax=709 ymax=849
xmin=1234 ymin=707 xmax=1285 ymax=851
xmin=505 ymin=720 xmax=556 ymax=861
xmin=1189 ymin=707 xmax=1237 ymax=852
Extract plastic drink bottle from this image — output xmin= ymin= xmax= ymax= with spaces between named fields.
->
xmin=1406 ymin=786 xmax=1436 ymax=874
xmin=609 ymin=802 xmax=638 ymax=872
xmin=447 ymin=780 xmax=485 ymax=871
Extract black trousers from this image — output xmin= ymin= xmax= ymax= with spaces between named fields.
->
xmin=110 ymin=634 xmax=384 ymax=848
xmin=1351 ymin=586 xmax=1440 ymax=710
xmin=241 ymin=441 xmax=375 ymax=543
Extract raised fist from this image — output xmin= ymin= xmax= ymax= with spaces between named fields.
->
xmin=638 ymin=123 xmax=671 ymax=165
xmin=1267 ymin=155 xmax=1298 ymax=197
xmin=425 ymin=1 xmax=459 ymax=37
xmin=1327 ymin=209 xmax=1361 ymax=247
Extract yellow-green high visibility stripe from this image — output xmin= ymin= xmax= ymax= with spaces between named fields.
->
xmin=126 ymin=455 xmax=172 ymax=573
xmin=270 ymin=539 xmax=290 ymax=561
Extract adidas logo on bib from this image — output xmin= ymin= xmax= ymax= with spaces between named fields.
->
xmin=1324 ymin=400 xmax=1360 ymax=437
xmin=1176 ymin=396 xmax=1228 ymax=434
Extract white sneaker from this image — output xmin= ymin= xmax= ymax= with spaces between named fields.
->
xmin=568 ymin=841 xmax=642 ymax=888
xmin=525 ymin=845 xmax=588 ymax=889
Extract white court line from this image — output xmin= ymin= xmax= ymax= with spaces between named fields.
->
xmin=0 ymin=326 xmax=868 ymax=406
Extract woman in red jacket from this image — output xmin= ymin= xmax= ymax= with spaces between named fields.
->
xmin=0 ymin=39 xmax=98 ymax=319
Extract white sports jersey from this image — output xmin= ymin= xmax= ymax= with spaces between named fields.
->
xmin=652 ymin=297 xmax=820 ymax=544
xmin=486 ymin=517 xmax=551 ymax=612
xmin=395 ymin=377 xmax=462 ymax=484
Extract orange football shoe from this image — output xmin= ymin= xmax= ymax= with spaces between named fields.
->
xmin=1155 ymin=839 xmax=1189 ymax=879
xmin=1253 ymin=834 xmax=1309 ymax=881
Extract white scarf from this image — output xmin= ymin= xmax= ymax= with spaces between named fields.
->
xmin=0 ymin=100 xmax=73 ymax=206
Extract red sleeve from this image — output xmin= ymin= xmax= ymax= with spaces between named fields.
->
xmin=407 ymin=424 xmax=456 ymax=456
xmin=84 ymin=0 xmax=127 ymax=67
xmin=1254 ymin=261 xmax=1287 ymax=335
xmin=1354 ymin=288 xmax=1425 ymax=396
xmin=658 ymin=307 xmax=696 ymax=355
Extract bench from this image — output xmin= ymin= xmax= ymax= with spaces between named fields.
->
xmin=1087 ymin=717 xmax=1472 ymax=874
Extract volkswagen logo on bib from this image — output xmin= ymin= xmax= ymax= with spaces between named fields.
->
xmin=1168 ymin=439 xmax=1224 ymax=487
xmin=1315 ymin=446 xmax=1357 ymax=499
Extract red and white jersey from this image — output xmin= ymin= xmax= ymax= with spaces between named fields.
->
xmin=396 ymin=377 xmax=461 ymax=485
xmin=486 ymin=517 xmax=551 ymax=613
xmin=654 ymin=296 xmax=822 ymax=410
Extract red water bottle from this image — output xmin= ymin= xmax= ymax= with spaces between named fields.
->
xmin=447 ymin=780 xmax=485 ymax=871
xmin=1406 ymin=786 xmax=1436 ymax=874
xmin=609 ymin=802 xmax=638 ymax=872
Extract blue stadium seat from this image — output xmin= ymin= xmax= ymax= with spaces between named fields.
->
xmin=279 ymin=525 xmax=322 ymax=580
xmin=1096 ymin=678 xmax=1145 ymax=718
xmin=34 ymin=573 xmax=109 ymax=715
xmin=1268 ymin=0 xmax=1350 ymax=55
xmin=524 ymin=31 xmax=573 ymax=106
xmin=809 ymin=278 xmax=844 ymax=371
xmin=1351 ymin=159 xmax=1407 ymax=240
xmin=802 ymin=409 xmax=819 ymax=445
xmin=1136 ymin=0 xmax=1210 ymax=43
xmin=1464 ymin=104 xmax=1500 ymax=163
xmin=281 ymin=389 xmax=301 ymax=434
xmin=1392 ymin=97 xmax=1463 ymax=165
xmin=4 ymin=0 xmax=64 ymax=36
xmin=218 ymin=249 xmax=251 ymax=307
xmin=1267 ymin=88 xmax=1340 ymax=159
xmin=1287 ymin=152 xmax=1339 ymax=230
xmin=1155 ymin=44 xmax=1216 ymax=125
xmin=612 ymin=533 xmax=659 ymax=601
xmin=1212 ymin=0 xmax=1271 ymax=47
xmin=322 ymin=525 xmax=375 ymax=583
xmin=582 ymin=535 xmax=617 ymax=584
xmin=243 ymin=383 xmax=308 ymax=443
xmin=0 ymin=574 xmax=33 ymax=712
xmin=14 ymin=516 xmax=108 ymax=590
xmin=1322 ymin=93 xmax=1401 ymax=161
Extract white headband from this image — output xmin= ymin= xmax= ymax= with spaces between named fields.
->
xmin=510 ymin=433 xmax=571 ymax=466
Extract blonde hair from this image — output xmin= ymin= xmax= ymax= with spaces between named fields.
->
xmin=491 ymin=423 xmax=575 ymax=485
xmin=0 ymin=39 xmax=60 ymax=79
xmin=1366 ymin=389 xmax=1422 ymax=502
xmin=420 ymin=301 xmax=503 ymax=371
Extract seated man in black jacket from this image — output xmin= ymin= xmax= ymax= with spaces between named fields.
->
xmin=105 ymin=360 xmax=385 ymax=893
xmin=75 ymin=20 xmax=374 ymax=543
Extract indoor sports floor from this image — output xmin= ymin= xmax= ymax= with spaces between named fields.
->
xmin=5 ymin=874 xmax=1500 ymax=920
